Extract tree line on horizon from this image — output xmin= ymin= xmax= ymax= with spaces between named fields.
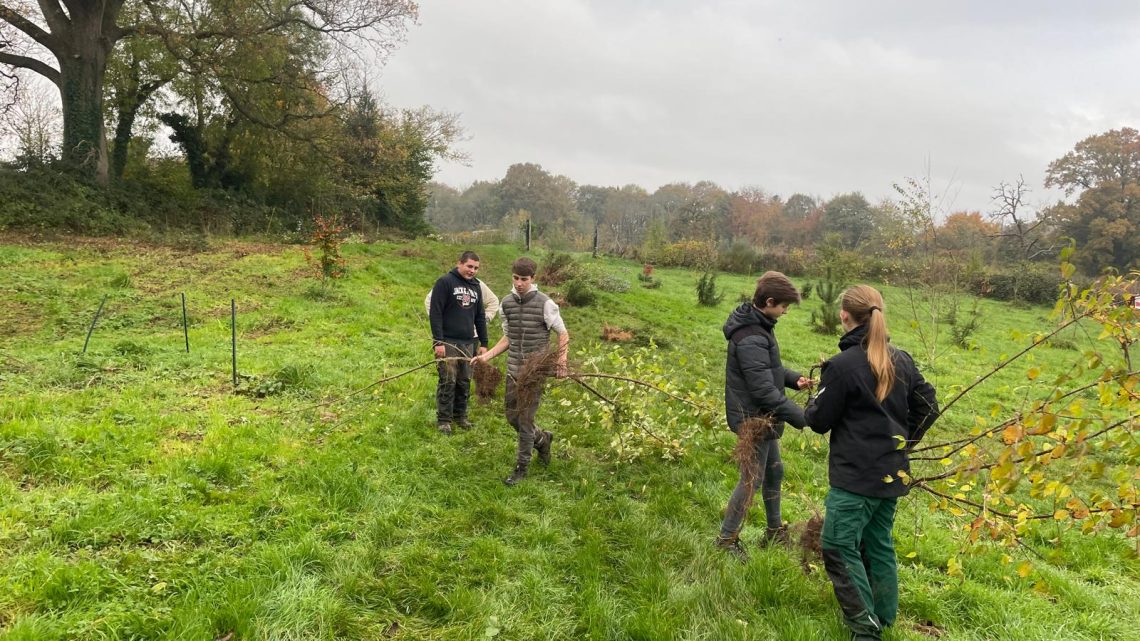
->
xmin=428 ymin=128 xmax=1140 ymax=279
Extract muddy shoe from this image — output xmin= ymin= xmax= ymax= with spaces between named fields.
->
xmin=503 ymin=465 xmax=528 ymax=486
xmin=760 ymin=525 xmax=792 ymax=548
xmin=536 ymin=431 xmax=553 ymax=465
xmin=715 ymin=535 xmax=749 ymax=563
xmin=437 ymin=423 xmax=453 ymax=436
xmin=456 ymin=417 xmax=473 ymax=430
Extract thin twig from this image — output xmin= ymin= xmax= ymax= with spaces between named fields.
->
xmin=937 ymin=311 xmax=1091 ymax=417
xmin=286 ymin=358 xmax=465 ymax=414
xmin=913 ymin=416 xmax=1132 ymax=483
xmin=570 ymin=372 xmax=713 ymax=412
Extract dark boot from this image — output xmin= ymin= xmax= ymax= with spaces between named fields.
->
xmin=437 ymin=422 xmax=453 ymax=436
xmin=714 ymin=535 xmax=749 ymax=563
xmin=760 ymin=524 xmax=792 ymax=548
xmin=503 ymin=464 xmax=528 ymax=486
xmin=535 ymin=431 xmax=553 ymax=465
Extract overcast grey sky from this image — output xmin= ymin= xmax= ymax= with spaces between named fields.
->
xmin=377 ymin=0 xmax=1140 ymax=214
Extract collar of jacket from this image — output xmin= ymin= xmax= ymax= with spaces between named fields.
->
xmin=838 ymin=324 xmax=869 ymax=351
xmin=723 ymin=302 xmax=776 ymax=340
xmin=511 ymin=284 xmax=540 ymax=302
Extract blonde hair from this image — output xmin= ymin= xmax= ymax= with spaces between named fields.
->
xmin=842 ymin=285 xmax=895 ymax=401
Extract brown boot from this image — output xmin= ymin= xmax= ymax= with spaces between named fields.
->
xmin=503 ymin=464 xmax=528 ymax=486
xmin=714 ymin=535 xmax=749 ymax=563
xmin=760 ymin=525 xmax=792 ymax=548
xmin=535 ymin=431 xmax=553 ymax=465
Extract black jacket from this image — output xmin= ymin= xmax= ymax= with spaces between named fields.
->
xmin=723 ymin=303 xmax=806 ymax=438
xmin=429 ymin=268 xmax=488 ymax=347
xmin=804 ymin=324 xmax=939 ymax=498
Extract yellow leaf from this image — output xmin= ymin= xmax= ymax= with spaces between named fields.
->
xmin=1017 ymin=562 xmax=1033 ymax=578
xmin=1002 ymin=424 xmax=1023 ymax=444
xmin=906 ymin=551 xmax=917 ymax=559
xmin=1053 ymin=509 xmax=1070 ymax=520
xmin=947 ymin=556 xmax=963 ymax=577
xmin=882 ymin=475 xmax=895 ymax=484
xmin=1027 ymin=367 xmax=1040 ymax=380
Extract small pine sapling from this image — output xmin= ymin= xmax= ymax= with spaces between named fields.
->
xmin=810 ymin=268 xmax=843 ymax=335
xmin=696 ymin=271 xmax=724 ymax=306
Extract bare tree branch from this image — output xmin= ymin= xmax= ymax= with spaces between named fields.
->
xmin=35 ymin=0 xmax=68 ymax=35
xmin=0 ymin=3 xmax=59 ymax=52
xmin=0 ymin=49 xmax=59 ymax=84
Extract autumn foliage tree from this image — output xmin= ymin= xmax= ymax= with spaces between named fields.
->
xmin=1046 ymin=127 xmax=1140 ymax=272
xmin=908 ymin=256 xmax=1138 ymax=562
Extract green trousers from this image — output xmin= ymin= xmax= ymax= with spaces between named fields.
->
xmin=821 ymin=487 xmax=899 ymax=641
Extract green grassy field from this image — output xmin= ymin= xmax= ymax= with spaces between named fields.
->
xmin=0 ymin=238 xmax=1136 ymax=640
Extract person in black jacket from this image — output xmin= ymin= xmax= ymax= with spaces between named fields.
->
xmin=715 ymin=271 xmax=812 ymax=561
xmin=804 ymin=285 xmax=939 ymax=641
xmin=428 ymin=251 xmax=489 ymax=435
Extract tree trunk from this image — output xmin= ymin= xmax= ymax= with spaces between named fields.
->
xmin=58 ymin=13 xmax=113 ymax=184
xmin=110 ymin=103 xmax=138 ymax=180
xmin=111 ymin=81 xmax=165 ymax=180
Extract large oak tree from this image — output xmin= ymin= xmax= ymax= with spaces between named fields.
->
xmin=1045 ymin=127 xmax=1140 ymax=272
xmin=0 ymin=0 xmax=417 ymax=184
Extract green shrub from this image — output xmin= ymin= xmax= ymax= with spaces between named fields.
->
xmin=810 ymin=269 xmax=843 ymax=335
xmin=659 ymin=240 xmax=717 ymax=269
xmin=753 ymin=248 xmax=809 ymax=277
xmin=696 ymin=271 xmax=724 ymax=306
xmin=539 ymin=252 xmax=579 ymax=286
xmin=717 ymin=241 xmax=759 ymax=274
xmin=971 ymin=264 xmax=1061 ymax=305
xmin=563 ymin=279 xmax=596 ymax=306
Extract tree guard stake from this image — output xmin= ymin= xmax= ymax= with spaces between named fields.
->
xmin=82 ymin=294 xmax=108 ymax=353
xmin=231 ymin=299 xmax=238 ymax=386
xmin=181 ymin=292 xmax=190 ymax=353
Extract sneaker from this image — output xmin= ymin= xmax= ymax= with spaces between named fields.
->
xmin=535 ymin=431 xmax=553 ymax=465
xmin=437 ymin=423 xmax=453 ymax=436
xmin=715 ymin=536 xmax=749 ymax=563
xmin=503 ymin=465 xmax=528 ymax=486
xmin=760 ymin=525 xmax=792 ymax=548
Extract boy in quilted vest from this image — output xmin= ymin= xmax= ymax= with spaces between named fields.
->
xmin=471 ymin=257 xmax=570 ymax=486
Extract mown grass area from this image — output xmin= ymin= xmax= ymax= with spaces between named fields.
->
xmin=0 ymin=237 xmax=1136 ymax=641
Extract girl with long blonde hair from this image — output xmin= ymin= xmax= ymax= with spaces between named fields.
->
xmin=805 ymin=285 xmax=939 ymax=641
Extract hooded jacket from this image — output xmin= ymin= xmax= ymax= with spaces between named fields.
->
xmin=428 ymin=268 xmax=488 ymax=348
xmin=804 ymin=324 xmax=939 ymax=498
xmin=723 ymin=302 xmax=806 ymax=438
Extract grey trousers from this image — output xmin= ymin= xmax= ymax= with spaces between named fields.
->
xmin=505 ymin=376 xmax=546 ymax=468
xmin=435 ymin=340 xmax=476 ymax=425
xmin=720 ymin=438 xmax=785 ymax=539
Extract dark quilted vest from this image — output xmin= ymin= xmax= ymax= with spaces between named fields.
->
xmin=501 ymin=289 xmax=552 ymax=376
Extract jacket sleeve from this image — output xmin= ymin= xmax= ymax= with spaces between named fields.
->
xmin=474 ymin=285 xmax=488 ymax=348
xmin=905 ymin=357 xmax=939 ymax=446
xmin=428 ymin=278 xmax=449 ymax=343
xmin=784 ymin=368 xmax=803 ymax=390
xmin=737 ymin=334 xmax=806 ymax=428
xmin=480 ymin=282 xmax=500 ymax=322
xmin=804 ymin=360 xmax=847 ymax=435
